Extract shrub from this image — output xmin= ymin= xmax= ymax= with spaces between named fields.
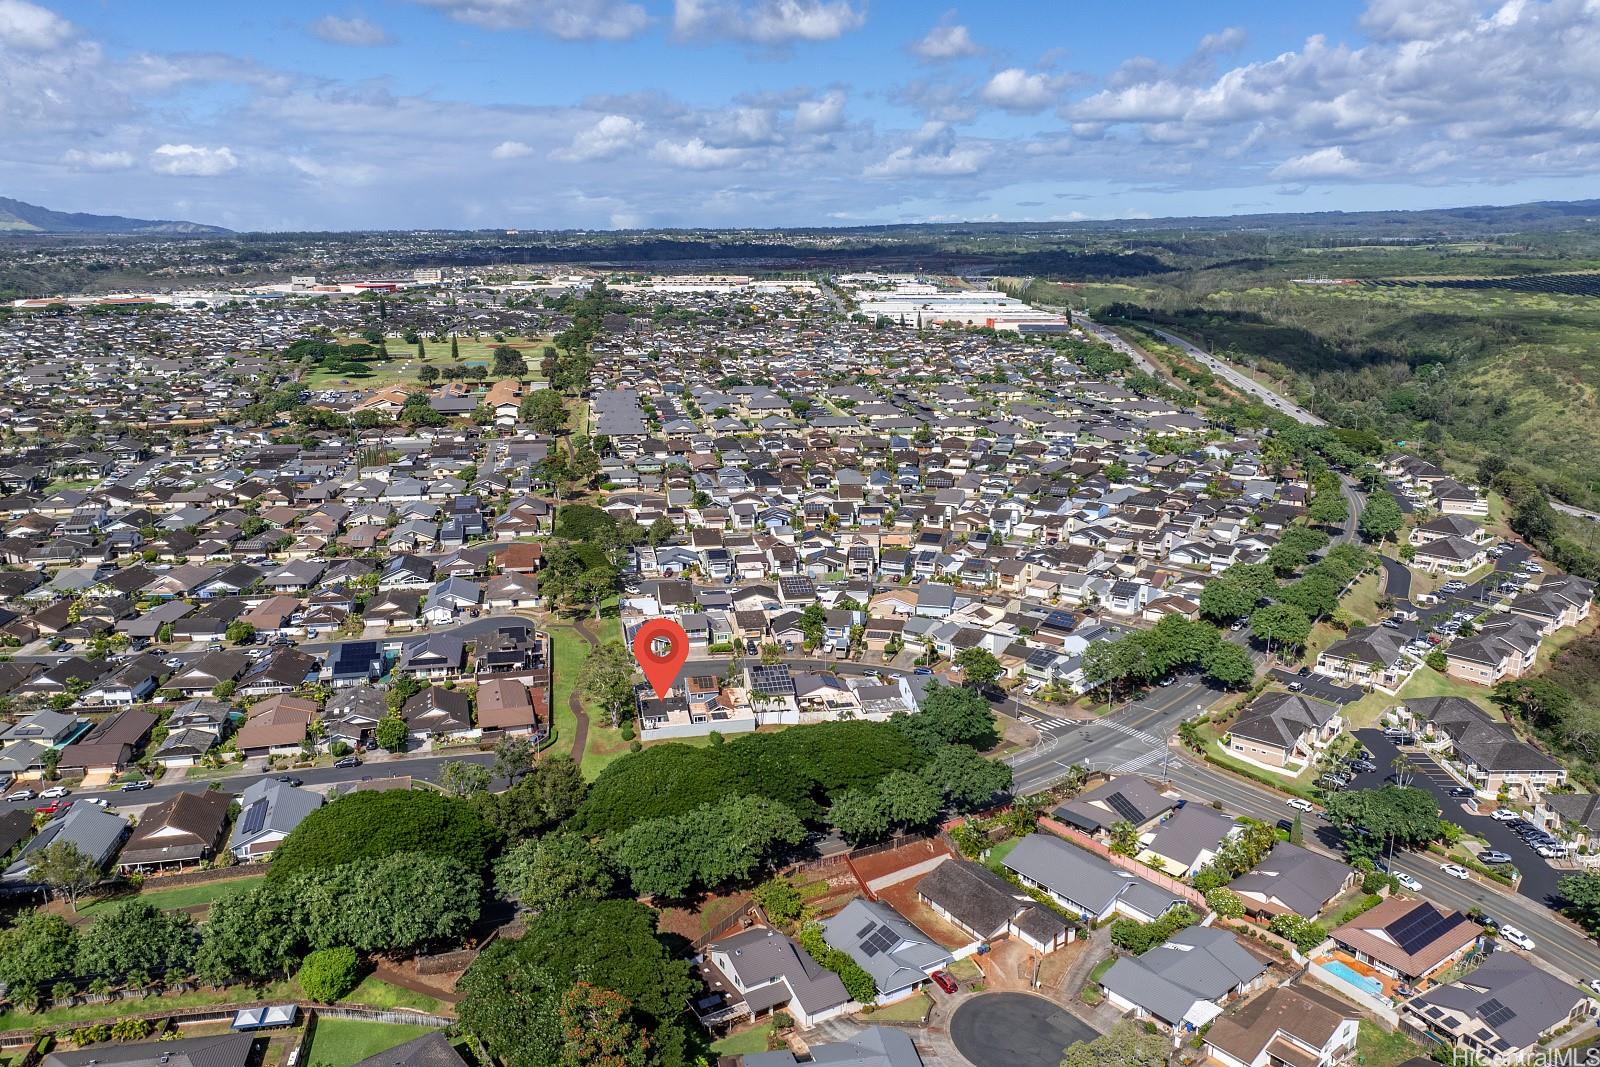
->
xmin=298 ymin=946 xmax=360 ymax=1002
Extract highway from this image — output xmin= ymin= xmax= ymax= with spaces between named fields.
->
xmin=1140 ymin=325 xmax=1326 ymax=427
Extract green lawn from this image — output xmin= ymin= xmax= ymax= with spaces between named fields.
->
xmin=711 ymin=1022 xmax=776 ymax=1057
xmin=340 ymin=976 xmax=445 ymax=1014
xmin=1340 ymin=663 xmax=1489 ymax=730
xmin=871 ymin=992 xmax=930 ymax=1023
xmin=1354 ymin=1020 xmax=1427 ymax=1067
xmin=307 ymin=1020 xmax=437 ymax=1067
xmin=0 ymin=980 xmax=300 ymax=1031
xmin=79 ymin=874 xmax=266 ymax=918
xmin=985 ymin=836 xmax=1023 ymax=869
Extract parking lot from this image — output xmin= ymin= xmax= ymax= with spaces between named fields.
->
xmin=1349 ymin=729 xmax=1565 ymax=907
xmin=1267 ymin=668 xmax=1363 ymax=705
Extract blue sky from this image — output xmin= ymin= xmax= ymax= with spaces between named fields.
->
xmin=3 ymin=0 xmax=1598 ymax=231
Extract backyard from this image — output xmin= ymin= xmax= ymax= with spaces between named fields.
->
xmin=305 ymin=1019 xmax=437 ymax=1067
xmin=77 ymin=874 xmax=266 ymax=920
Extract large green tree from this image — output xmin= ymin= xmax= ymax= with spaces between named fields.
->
xmin=580 ymin=643 xmax=639 ymax=728
xmin=1559 ymin=873 xmax=1600 ymax=937
xmin=896 ymin=681 xmax=998 ymax=752
xmin=610 ymin=795 xmax=806 ymax=899
xmin=1250 ymin=603 xmax=1312 ymax=654
xmin=78 ymin=901 xmax=199 ymax=980
xmin=496 ymin=833 xmax=617 ymax=912
xmin=1358 ymin=493 xmax=1404 ymax=542
xmin=919 ymin=744 xmax=1012 ymax=811
xmin=477 ymin=754 xmax=588 ymax=841
xmin=954 ymin=647 xmax=1002 ymax=690
xmin=1322 ymin=786 xmax=1446 ymax=860
xmin=266 ymin=790 xmax=497 ymax=881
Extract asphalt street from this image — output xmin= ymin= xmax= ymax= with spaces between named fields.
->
xmin=1144 ymin=326 xmax=1327 ymax=427
xmin=1378 ymin=556 xmax=1412 ymax=600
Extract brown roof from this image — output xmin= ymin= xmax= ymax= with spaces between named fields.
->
xmin=237 ymin=699 xmax=313 ymax=750
xmin=119 ymin=789 xmax=231 ymax=864
xmin=475 ymin=677 xmax=537 ymax=729
xmin=1206 ymin=983 xmax=1353 ymax=1067
xmin=1330 ymin=897 xmax=1482 ymax=979
xmin=247 ymin=693 xmax=317 ymax=719
xmin=85 ymin=707 xmax=157 ymax=746
xmin=498 ymin=542 xmax=543 ymax=571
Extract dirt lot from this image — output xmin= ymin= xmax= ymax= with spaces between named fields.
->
xmin=873 ymin=875 xmax=974 ymax=952
xmin=848 ymin=836 xmax=953 ymax=887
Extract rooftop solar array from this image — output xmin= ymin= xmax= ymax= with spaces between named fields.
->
xmin=858 ymin=923 xmax=899 ymax=959
xmin=1104 ymin=791 xmax=1144 ymax=823
xmin=1479 ymin=999 xmax=1516 ymax=1029
xmin=1385 ymin=903 xmax=1465 ymax=955
xmin=750 ymin=665 xmax=797 ymax=696
xmin=240 ymin=798 xmax=268 ymax=836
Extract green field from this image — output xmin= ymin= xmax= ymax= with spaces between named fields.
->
xmin=79 ymin=874 xmax=266 ymax=918
xmin=306 ymin=1020 xmax=437 ymax=1067
xmin=304 ymin=334 xmax=559 ymax=391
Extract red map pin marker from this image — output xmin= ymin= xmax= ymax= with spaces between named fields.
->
xmin=633 ymin=618 xmax=689 ymax=700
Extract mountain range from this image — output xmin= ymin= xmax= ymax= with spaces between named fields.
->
xmin=0 ymin=196 xmax=230 ymax=235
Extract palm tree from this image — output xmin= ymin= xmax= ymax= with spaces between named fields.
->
xmin=1390 ymin=754 xmax=1415 ymax=787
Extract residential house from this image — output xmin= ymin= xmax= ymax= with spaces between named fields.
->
xmin=402 ymin=685 xmax=474 ymax=741
xmin=704 ymin=926 xmax=855 ymax=1028
xmin=1228 ymin=844 xmax=1358 ymax=919
xmin=475 ymin=677 xmax=542 ymax=737
xmin=1328 ymin=897 xmax=1481 ymax=986
xmin=4 ymin=804 xmax=128 ymax=885
xmin=1224 ymin=692 xmax=1344 ymax=774
xmin=1404 ymin=953 xmax=1591 ymax=1064
xmin=1444 ymin=616 xmax=1544 ymax=686
xmin=396 ymin=633 xmax=466 ymax=680
xmin=1138 ymin=804 xmax=1238 ymax=878
xmin=734 ymin=1027 xmax=921 ymax=1067
xmin=235 ymin=694 xmax=316 ymax=758
xmin=1051 ymin=775 xmax=1178 ymax=840
xmin=228 ymin=778 xmax=324 ymax=861
xmin=115 ymin=789 xmax=232 ymax=871
xmin=1002 ymin=832 xmax=1185 ymax=924
xmin=820 ymin=898 xmax=953 ymax=1005
xmin=1509 ymin=575 xmax=1595 ymax=635
xmin=1315 ymin=626 xmax=1411 ymax=692
xmin=1410 ymin=696 xmax=1566 ymax=801
xmin=1204 ymin=983 xmax=1360 ymax=1067
xmin=1099 ymin=926 xmax=1271 ymax=1034
xmin=915 ymin=857 xmax=1070 ymax=953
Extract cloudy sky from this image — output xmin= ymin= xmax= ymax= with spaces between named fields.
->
xmin=3 ymin=0 xmax=1599 ymax=231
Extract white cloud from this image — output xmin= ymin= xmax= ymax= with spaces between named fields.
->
xmin=490 ymin=139 xmax=534 ymax=159
xmin=1270 ymin=145 xmax=1366 ymax=180
xmin=674 ymin=0 xmax=865 ymax=44
xmin=289 ymin=155 xmax=381 ymax=185
xmin=0 ymin=0 xmax=72 ymax=51
xmin=310 ymin=15 xmax=394 ymax=46
xmin=864 ymin=143 xmax=984 ymax=178
xmin=794 ymin=90 xmax=846 ymax=133
xmin=415 ymin=0 xmax=648 ymax=39
xmin=61 ymin=148 xmax=134 ymax=171
xmin=650 ymin=136 xmax=746 ymax=169
xmin=553 ymin=114 xmax=643 ymax=161
xmin=149 ymin=143 xmax=239 ymax=176
xmin=911 ymin=20 xmax=979 ymax=60
xmin=980 ymin=68 xmax=1057 ymax=112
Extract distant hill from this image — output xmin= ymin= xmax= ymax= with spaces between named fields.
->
xmin=0 ymin=196 xmax=230 ymax=235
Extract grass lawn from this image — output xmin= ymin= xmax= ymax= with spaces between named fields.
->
xmin=340 ymin=976 xmax=445 ymax=1014
xmin=1340 ymin=663 xmax=1490 ymax=730
xmin=543 ymin=620 xmax=589 ymax=762
xmin=1355 ymin=1020 xmax=1427 ymax=1067
xmin=1081 ymin=955 xmax=1116 ymax=1005
xmin=949 ymin=957 xmax=983 ymax=981
xmin=985 ymin=836 xmax=1023 ymax=869
xmin=1194 ymin=718 xmax=1320 ymax=799
xmin=711 ymin=1023 xmax=776 ymax=1057
xmin=0 ymin=980 xmax=300 ymax=1031
xmin=870 ymin=992 xmax=930 ymax=1023
xmin=307 ymin=334 xmax=560 ymax=390
xmin=307 ymin=1020 xmax=437 ymax=1067
xmin=79 ymin=874 xmax=265 ymax=918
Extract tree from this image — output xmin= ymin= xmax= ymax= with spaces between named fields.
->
xmin=493 ymin=735 xmax=537 ymax=784
xmin=581 ymin=643 xmax=639 ymax=728
xmin=1059 ymin=1021 xmax=1171 ymax=1067
xmin=796 ymin=920 xmax=877 ymax=1004
xmin=1109 ymin=819 xmax=1140 ymax=857
xmin=520 ymin=389 xmax=568 ymax=434
xmin=376 ymin=710 xmax=408 ymax=752
xmin=1269 ymin=913 xmax=1329 ymax=953
xmin=611 ymin=795 xmax=806 ymax=899
xmin=646 ymin=515 xmax=675 ymax=547
xmin=954 ymin=647 xmax=1001 ymax=690
xmin=1558 ymin=873 xmax=1600 ymax=936
xmin=267 ymin=789 xmax=497 ymax=881
xmin=1290 ymin=812 xmax=1304 ymax=846
xmin=30 ymin=841 xmax=102 ymax=912
xmin=1202 ymin=640 xmax=1257 ymax=688
xmin=828 ymin=788 xmax=890 ymax=845
xmin=1358 ymin=493 xmax=1404 ymax=542
xmin=876 ymin=770 xmax=942 ymax=829
xmin=1251 ymin=603 xmax=1312 ymax=655
xmin=558 ymin=982 xmax=651 ymax=1067
xmin=896 ymin=682 xmax=997 ymax=752
xmin=458 ymin=953 xmax=565 ymax=1067
xmin=441 ymin=759 xmax=493 ymax=798
xmin=225 ymin=620 xmax=256 ymax=645
xmin=418 ymin=363 xmax=440 ymax=384
xmin=752 ymin=877 xmax=805 ymax=926
xmin=496 ymin=833 xmax=617 ymax=913
xmin=0 ymin=912 xmax=79 ymax=998
xmin=478 ymin=754 xmax=588 ymax=841
xmin=1321 ymin=786 xmax=1443 ymax=861
xmin=919 ymin=744 xmax=1012 ymax=811
xmin=1206 ymin=887 xmax=1246 ymax=918
xmin=78 ymin=901 xmax=199 ymax=980
xmin=1199 ymin=576 xmax=1261 ymax=622
xmin=1306 ymin=490 xmax=1350 ymax=528
xmin=298 ymin=946 xmax=360 ymax=1002
xmin=492 ymin=345 xmax=529 ymax=378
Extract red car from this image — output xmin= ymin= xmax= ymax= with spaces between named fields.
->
xmin=930 ymin=970 xmax=958 ymax=995
xmin=34 ymin=800 xmax=73 ymax=816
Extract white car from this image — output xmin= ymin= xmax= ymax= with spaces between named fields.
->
xmin=1500 ymin=926 xmax=1535 ymax=951
xmin=1287 ymin=798 xmax=1315 ymax=813
xmin=82 ymin=797 xmax=110 ymax=808
xmin=39 ymin=786 xmax=71 ymax=799
xmin=1440 ymin=863 xmax=1471 ymax=880
xmin=1490 ymin=809 xmax=1518 ymax=821
xmin=1589 ymin=979 xmax=1600 ymax=996
xmin=5 ymin=789 xmax=35 ymax=802
xmin=1394 ymin=872 xmax=1422 ymax=892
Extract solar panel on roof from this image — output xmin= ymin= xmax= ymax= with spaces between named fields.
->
xmin=1387 ymin=906 xmax=1465 ymax=956
xmin=1479 ymin=999 xmax=1516 ymax=1029
xmin=240 ymin=798 xmax=268 ymax=836
xmin=1104 ymin=791 xmax=1144 ymax=823
xmin=856 ymin=921 xmax=878 ymax=939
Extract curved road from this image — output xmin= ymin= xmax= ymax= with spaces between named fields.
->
xmin=1141 ymin=325 xmax=1326 ymax=427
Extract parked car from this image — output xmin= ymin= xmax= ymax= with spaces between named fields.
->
xmin=930 ymin=970 xmax=958 ymax=995
xmin=913 ymin=667 xmax=933 ymax=676
xmin=5 ymin=789 xmax=36 ymax=802
xmin=1537 ymin=845 xmax=1568 ymax=859
xmin=1479 ymin=851 xmax=1514 ymax=866
xmin=1440 ymin=863 xmax=1470 ymax=880
xmin=1287 ymin=681 xmax=1305 ymax=692
xmin=276 ymin=775 xmax=304 ymax=787
xmin=120 ymin=779 xmax=153 ymax=792
xmin=34 ymin=800 xmax=71 ymax=815
xmin=333 ymin=755 xmax=362 ymax=769
xmin=1348 ymin=759 xmax=1377 ymax=773
xmin=39 ymin=786 xmax=71 ymax=799
xmin=1395 ymin=872 xmax=1422 ymax=892
xmin=1500 ymin=926 xmax=1535 ymax=951
xmin=1490 ymin=809 xmax=1519 ymax=821
xmin=1447 ymin=786 xmax=1475 ymax=798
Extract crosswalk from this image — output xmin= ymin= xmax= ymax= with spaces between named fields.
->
xmin=1031 ymin=716 xmax=1076 ymax=732
xmin=1114 ymin=749 xmax=1169 ymax=773
xmin=1099 ymin=717 xmax=1162 ymax=746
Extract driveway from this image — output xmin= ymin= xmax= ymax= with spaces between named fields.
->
xmin=1349 ymin=729 xmax=1564 ymax=908
xmin=1378 ymin=556 xmax=1412 ymax=600
xmin=948 ymin=992 xmax=1098 ymax=1067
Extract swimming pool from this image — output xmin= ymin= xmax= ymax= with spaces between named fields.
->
xmin=1322 ymin=960 xmax=1385 ymax=998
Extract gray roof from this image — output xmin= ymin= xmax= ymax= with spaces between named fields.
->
xmin=1146 ymin=804 xmax=1237 ymax=868
xmin=1228 ymin=692 xmax=1339 ymax=751
xmin=43 ymin=1033 xmax=259 ymax=1067
xmin=916 ymin=858 xmax=1030 ymax=938
xmin=1052 ymin=775 xmax=1176 ymax=834
xmin=1002 ymin=832 xmax=1182 ymax=919
xmin=821 ymin=898 xmax=952 ymax=996
xmin=1228 ymin=843 xmax=1355 ymax=917
xmin=710 ymin=926 xmax=851 ymax=1017
xmin=1412 ymin=953 xmax=1585 ymax=1053
xmin=744 ymin=1026 xmax=922 ymax=1067
xmin=228 ymin=778 xmax=323 ymax=855
xmin=5 ymin=804 xmax=128 ymax=882
xmin=351 ymin=1032 xmax=468 ymax=1067
xmin=1099 ymin=926 xmax=1269 ymax=1026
